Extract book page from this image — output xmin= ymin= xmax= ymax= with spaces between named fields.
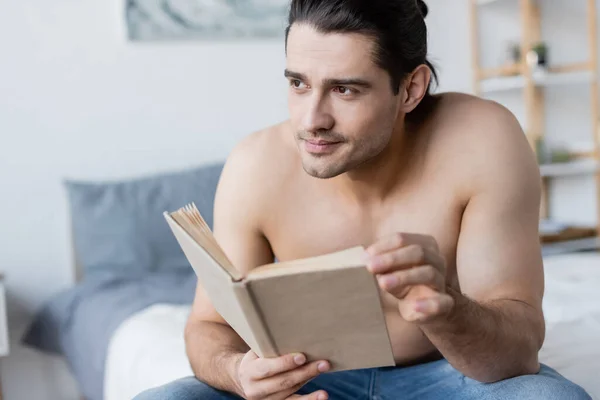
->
xmin=165 ymin=212 xmax=273 ymax=354
xmin=170 ymin=203 xmax=244 ymax=281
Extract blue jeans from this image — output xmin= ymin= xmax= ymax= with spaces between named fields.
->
xmin=134 ymin=360 xmax=591 ymax=400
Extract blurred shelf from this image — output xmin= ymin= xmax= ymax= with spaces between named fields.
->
xmin=472 ymin=0 xmax=600 ymax=245
xmin=479 ymin=62 xmax=592 ymax=81
xmin=477 ymin=0 xmax=510 ymax=5
xmin=535 ymin=70 xmax=595 ymax=87
xmin=480 ymin=70 xmax=595 ymax=93
xmin=539 ymin=159 xmax=599 ymax=178
xmin=481 ymin=75 xmax=525 ymax=92
xmin=540 ymin=219 xmax=569 ymax=237
xmin=547 ymin=62 xmax=593 ymax=74
xmin=540 ymin=222 xmax=597 ymax=242
xmin=542 ymin=236 xmax=600 ymax=257
xmin=479 ymin=64 xmax=521 ymax=80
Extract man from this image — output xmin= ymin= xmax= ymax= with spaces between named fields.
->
xmin=137 ymin=0 xmax=591 ymax=399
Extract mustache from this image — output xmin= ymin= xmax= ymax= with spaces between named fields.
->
xmin=297 ymin=130 xmax=346 ymax=143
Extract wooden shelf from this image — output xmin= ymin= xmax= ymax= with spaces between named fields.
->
xmin=547 ymin=61 xmax=593 ymax=74
xmin=479 ymin=64 xmax=521 ymax=80
xmin=480 ymin=70 xmax=595 ymax=93
xmin=479 ymin=62 xmax=592 ymax=81
xmin=542 ymin=236 xmax=600 ymax=256
xmin=480 ymin=75 xmax=526 ymax=92
xmin=540 ymin=222 xmax=597 ymax=244
xmin=540 ymin=159 xmax=599 ymax=178
xmin=534 ymin=70 xmax=595 ymax=87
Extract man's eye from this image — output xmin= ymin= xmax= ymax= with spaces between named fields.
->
xmin=334 ymin=86 xmax=354 ymax=95
xmin=291 ymin=80 xmax=306 ymax=89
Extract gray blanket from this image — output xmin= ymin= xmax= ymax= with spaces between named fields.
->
xmin=22 ymin=270 xmax=197 ymax=400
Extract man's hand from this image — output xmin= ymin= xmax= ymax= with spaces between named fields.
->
xmin=234 ymin=350 xmax=330 ymax=400
xmin=365 ymin=233 xmax=454 ymax=323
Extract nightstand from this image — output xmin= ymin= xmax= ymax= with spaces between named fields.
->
xmin=0 ymin=274 xmax=8 ymax=400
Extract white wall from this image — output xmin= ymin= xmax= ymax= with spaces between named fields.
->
xmin=0 ymin=0 xmax=289 ymax=321
xmin=0 ymin=0 xmax=597 ymax=398
xmin=427 ymin=0 xmax=474 ymax=94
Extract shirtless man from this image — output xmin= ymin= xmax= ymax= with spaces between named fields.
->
xmin=136 ymin=1 xmax=591 ymax=399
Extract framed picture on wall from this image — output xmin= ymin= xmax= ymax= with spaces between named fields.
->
xmin=126 ymin=0 xmax=290 ymax=41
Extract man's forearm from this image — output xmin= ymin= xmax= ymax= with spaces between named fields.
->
xmin=185 ymin=320 xmax=249 ymax=395
xmin=420 ymin=287 xmax=545 ymax=382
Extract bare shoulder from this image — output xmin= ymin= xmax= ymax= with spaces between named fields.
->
xmin=434 ymin=92 xmax=525 ymax=142
xmin=221 ymin=121 xmax=296 ymax=187
xmin=215 ymin=121 xmax=297 ymax=223
xmin=430 ymin=92 xmax=541 ymax=196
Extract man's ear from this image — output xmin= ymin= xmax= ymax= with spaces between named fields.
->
xmin=399 ymin=64 xmax=432 ymax=113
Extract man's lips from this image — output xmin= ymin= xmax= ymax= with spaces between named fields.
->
xmin=305 ymin=139 xmax=341 ymax=146
xmin=303 ymin=139 xmax=343 ymax=154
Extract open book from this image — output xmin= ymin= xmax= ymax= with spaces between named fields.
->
xmin=164 ymin=203 xmax=395 ymax=372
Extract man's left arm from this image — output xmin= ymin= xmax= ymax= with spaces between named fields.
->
xmin=366 ymin=105 xmax=545 ymax=383
xmin=419 ymin=166 xmax=545 ymax=382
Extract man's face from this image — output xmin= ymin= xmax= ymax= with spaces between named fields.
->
xmin=286 ymin=23 xmax=402 ymax=179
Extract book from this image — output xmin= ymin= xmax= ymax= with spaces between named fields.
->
xmin=164 ymin=203 xmax=395 ymax=372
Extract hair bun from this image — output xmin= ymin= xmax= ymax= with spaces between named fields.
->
xmin=417 ymin=0 xmax=429 ymax=18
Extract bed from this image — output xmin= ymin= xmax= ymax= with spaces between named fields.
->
xmin=21 ymin=162 xmax=225 ymax=400
xmin=21 ymin=161 xmax=600 ymax=400
xmin=538 ymin=252 xmax=600 ymax=398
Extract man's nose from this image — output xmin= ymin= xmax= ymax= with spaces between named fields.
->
xmin=302 ymin=96 xmax=334 ymax=133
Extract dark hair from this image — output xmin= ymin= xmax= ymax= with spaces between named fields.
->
xmin=285 ymin=0 xmax=438 ymax=106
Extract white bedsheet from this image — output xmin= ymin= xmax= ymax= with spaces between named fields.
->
xmin=103 ymin=304 xmax=193 ymax=400
xmin=539 ymin=253 xmax=600 ymax=399
xmin=104 ymin=253 xmax=600 ymax=400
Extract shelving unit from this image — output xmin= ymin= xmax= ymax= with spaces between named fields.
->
xmin=477 ymin=0 xmax=511 ymax=5
xmin=479 ymin=70 xmax=595 ymax=94
xmin=470 ymin=0 xmax=600 ymax=253
xmin=539 ymin=159 xmax=599 ymax=178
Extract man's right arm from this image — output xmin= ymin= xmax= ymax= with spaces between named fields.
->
xmin=184 ymin=138 xmax=276 ymax=395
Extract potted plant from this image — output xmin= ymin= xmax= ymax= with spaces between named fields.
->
xmin=528 ymin=42 xmax=549 ymax=68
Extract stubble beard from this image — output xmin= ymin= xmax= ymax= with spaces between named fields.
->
xmin=298 ymin=131 xmax=391 ymax=179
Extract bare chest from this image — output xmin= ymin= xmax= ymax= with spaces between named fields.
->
xmin=263 ymin=183 xmax=465 ymax=275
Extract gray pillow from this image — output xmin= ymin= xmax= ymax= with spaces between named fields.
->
xmin=65 ymin=162 xmax=224 ymax=277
